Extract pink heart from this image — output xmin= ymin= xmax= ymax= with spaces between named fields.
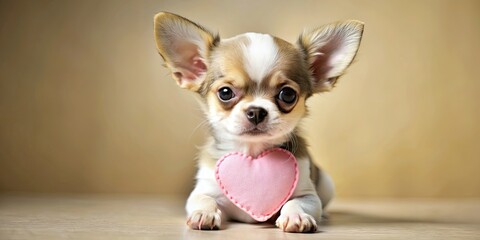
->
xmin=215 ymin=148 xmax=298 ymax=222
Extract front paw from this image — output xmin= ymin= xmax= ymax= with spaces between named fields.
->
xmin=275 ymin=213 xmax=317 ymax=233
xmin=187 ymin=209 xmax=222 ymax=230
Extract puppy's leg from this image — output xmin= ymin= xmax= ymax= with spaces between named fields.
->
xmin=276 ymin=159 xmax=322 ymax=233
xmin=276 ymin=194 xmax=322 ymax=233
xmin=186 ymin=178 xmax=222 ymax=230
xmin=317 ymin=169 xmax=335 ymax=210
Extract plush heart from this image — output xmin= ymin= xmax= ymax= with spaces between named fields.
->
xmin=215 ymin=148 xmax=298 ymax=222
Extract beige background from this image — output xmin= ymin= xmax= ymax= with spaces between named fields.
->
xmin=0 ymin=0 xmax=479 ymax=198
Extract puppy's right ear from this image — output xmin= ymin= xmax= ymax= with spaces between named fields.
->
xmin=154 ymin=12 xmax=218 ymax=91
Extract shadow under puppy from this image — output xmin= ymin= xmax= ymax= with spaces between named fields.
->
xmin=153 ymin=12 xmax=363 ymax=233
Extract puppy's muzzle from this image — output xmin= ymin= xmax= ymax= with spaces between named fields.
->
xmin=245 ymin=107 xmax=268 ymax=125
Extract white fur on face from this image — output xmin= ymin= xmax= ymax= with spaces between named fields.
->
xmin=241 ymin=33 xmax=279 ymax=83
xmin=207 ymin=95 xmax=302 ymax=156
xmin=226 ymin=98 xmax=280 ymax=135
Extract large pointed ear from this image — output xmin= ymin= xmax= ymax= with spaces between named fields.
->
xmin=154 ymin=12 xmax=219 ymax=91
xmin=297 ymin=20 xmax=364 ymax=92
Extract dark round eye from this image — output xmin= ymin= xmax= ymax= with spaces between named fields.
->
xmin=278 ymin=87 xmax=297 ymax=104
xmin=218 ymin=87 xmax=235 ymax=101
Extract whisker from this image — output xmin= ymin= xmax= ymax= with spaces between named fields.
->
xmin=188 ymin=119 xmax=210 ymax=142
xmin=277 ymin=126 xmax=298 ymax=155
xmin=288 ymin=132 xmax=298 ymax=155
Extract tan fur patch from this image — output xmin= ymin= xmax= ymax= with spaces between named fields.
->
xmin=273 ymin=37 xmax=313 ymax=96
xmin=289 ymin=95 xmax=307 ymax=119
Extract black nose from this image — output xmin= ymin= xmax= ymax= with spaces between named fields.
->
xmin=245 ymin=107 xmax=268 ymax=125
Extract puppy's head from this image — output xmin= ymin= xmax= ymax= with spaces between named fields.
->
xmin=154 ymin=12 xmax=363 ymax=144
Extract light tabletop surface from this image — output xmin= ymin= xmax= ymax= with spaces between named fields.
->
xmin=1 ymin=194 xmax=479 ymax=240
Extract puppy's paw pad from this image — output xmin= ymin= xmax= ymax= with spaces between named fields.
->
xmin=276 ymin=213 xmax=317 ymax=233
xmin=187 ymin=209 xmax=221 ymax=230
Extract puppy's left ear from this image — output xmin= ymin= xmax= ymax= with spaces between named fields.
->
xmin=154 ymin=12 xmax=218 ymax=91
xmin=298 ymin=20 xmax=364 ymax=92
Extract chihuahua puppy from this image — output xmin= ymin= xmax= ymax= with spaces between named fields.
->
xmin=153 ymin=12 xmax=363 ymax=233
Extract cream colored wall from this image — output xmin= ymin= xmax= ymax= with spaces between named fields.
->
xmin=0 ymin=0 xmax=479 ymax=198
